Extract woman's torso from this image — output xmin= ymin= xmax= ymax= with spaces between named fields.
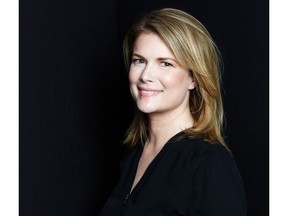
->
xmin=99 ymin=134 xmax=247 ymax=216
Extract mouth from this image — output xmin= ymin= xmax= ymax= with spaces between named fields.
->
xmin=138 ymin=88 xmax=163 ymax=97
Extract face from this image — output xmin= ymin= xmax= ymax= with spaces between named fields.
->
xmin=129 ymin=32 xmax=195 ymax=116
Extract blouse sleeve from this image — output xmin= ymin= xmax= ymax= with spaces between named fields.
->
xmin=190 ymin=145 xmax=247 ymax=216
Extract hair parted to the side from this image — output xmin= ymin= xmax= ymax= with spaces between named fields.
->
xmin=123 ymin=8 xmax=227 ymax=149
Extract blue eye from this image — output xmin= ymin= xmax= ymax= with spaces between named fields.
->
xmin=132 ymin=59 xmax=145 ymax=65
xmin=160 ymin=62 xmax=173 ymax=67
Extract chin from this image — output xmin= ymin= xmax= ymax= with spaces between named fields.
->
xmin=137 ymin=106 xmax=156 ymax=114
xmin=136 ymin=100 xmax=160 ymax=114
xmin=138 ymin=108 xmax=152 ymax=114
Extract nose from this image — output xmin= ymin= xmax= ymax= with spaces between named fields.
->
xmin=140 ymin=63 xmax=155 ymax=83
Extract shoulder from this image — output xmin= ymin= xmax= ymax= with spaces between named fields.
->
xmin=177 ymin=136 xmax=229 ymax=152
xmin=173 ymin=137 xmax=233 ymax=165
xmin=181 ymin=138 xmax=245 ymax=194
xmin=179 ymin=138 xmax=247 ymax=215
xmin=173 ymin=137 xmax=243 ymax=181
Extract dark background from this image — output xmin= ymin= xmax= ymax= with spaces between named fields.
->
xmin=20 ymin=0 xmax=269 ymax=215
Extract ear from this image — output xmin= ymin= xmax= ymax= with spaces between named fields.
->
xmin=188 ymin=77 xmax=196 ymax=90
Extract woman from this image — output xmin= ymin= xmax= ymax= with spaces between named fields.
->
xmin=100 ymin=8 xmax=247 ymax=216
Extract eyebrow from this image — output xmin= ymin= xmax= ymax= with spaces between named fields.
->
xmin=132 ymin=53 xmax=178 ymax=63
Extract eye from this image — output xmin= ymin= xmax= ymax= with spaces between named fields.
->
xmin=132 ymin=58 xmax=145 ymax=65
xmin=160 ymin=62 xmax=173 ymax=67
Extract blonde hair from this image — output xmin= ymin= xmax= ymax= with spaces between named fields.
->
xmin=123 ymin=8 xmax=227 ymax=148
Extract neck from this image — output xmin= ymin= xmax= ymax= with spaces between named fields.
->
xmin=146 ymin=108 xmax=194 ymax=150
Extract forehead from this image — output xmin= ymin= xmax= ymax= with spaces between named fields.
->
xmin=133 ymin=32 xmax=175 ymax=58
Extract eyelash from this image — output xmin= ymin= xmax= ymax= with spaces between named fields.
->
xmin=132 ymin=59 xmax=145 ymax=65
xmin=160 ymin=62 xmax=173 ymax=67
xmin=132 ymin=59 xmax=173 ymax=68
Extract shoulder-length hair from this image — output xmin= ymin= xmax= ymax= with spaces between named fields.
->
xmin=123 ymin=8 xmax=227 ymax=148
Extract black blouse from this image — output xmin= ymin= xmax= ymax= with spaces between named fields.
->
xmin=99 ymin=133 xmax=247 ymax=216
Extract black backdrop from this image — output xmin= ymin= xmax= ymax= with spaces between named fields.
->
xmin=20 ymin=0 xmax=269 ymax=215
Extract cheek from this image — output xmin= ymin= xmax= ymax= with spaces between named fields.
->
xmin=128 ymin=69 xmax=139 ymax=84
xmin=162 ymin=72 xmax=188 ymax=88
xmin=128 ymin=70 xmax=138 ymax=99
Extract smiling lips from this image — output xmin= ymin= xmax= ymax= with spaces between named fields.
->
xmin=138 ymin=87 xmax=163 ymax=97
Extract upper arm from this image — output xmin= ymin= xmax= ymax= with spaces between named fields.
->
xmin=190 ymin=146 xmax=247 ymax=216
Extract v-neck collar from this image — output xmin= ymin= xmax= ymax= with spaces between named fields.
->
xmin=126 ymin=131 xmax=185 ymax=199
